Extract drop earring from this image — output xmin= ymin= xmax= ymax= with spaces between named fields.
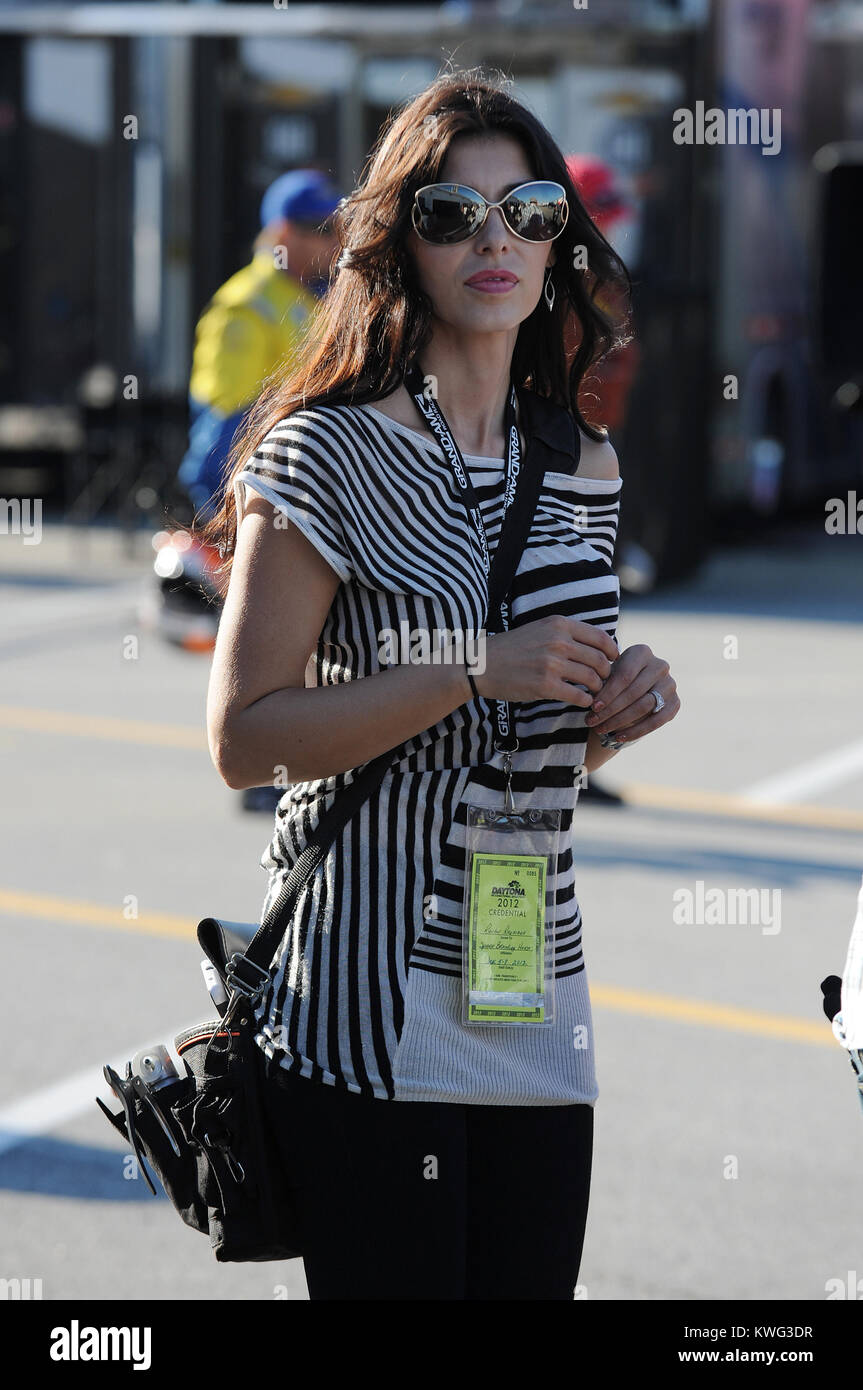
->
xmin=543 ymin=266 xmax=555 ymax=312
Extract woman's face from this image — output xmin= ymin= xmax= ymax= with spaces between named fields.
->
xmin=407 ymin=133 xmax=557 ymax=338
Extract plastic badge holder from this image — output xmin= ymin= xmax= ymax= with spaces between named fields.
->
xmin=462 ymin=804 xmax=561 ymax=1026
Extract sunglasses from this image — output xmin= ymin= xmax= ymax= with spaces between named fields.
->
xmin=412 ymin=180 xmax=569 ymax=245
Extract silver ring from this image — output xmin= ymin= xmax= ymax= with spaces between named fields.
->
xmin=650 ymin=687 xmax=665 ymax=713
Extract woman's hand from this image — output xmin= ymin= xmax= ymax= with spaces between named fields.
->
xmin=583 ymin=643 xmax=679 ymax=744
xmin=473 ymin=615 xmax=619 ymax=708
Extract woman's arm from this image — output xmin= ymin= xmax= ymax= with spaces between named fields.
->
xmin=582 ymin=728 xmax=623 ymax=775
xmin=207 ymin=496 xmax=473 ymax=789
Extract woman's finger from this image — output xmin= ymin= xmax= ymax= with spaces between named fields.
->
xmin=584 ymin=643 xmax=653 ymax=720
xmin=590 ymin=678 xmax=671 ymax=737
xmin=565 ymin=640 xmax=616 ymax=684
xmin=586 ymin=653 xmax=669 ymax=734
xmin=599 ymin=689 xmax=681 ymax=747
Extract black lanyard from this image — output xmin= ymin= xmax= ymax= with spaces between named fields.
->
xmin=402 ymin=360 xmax=522 ymax=766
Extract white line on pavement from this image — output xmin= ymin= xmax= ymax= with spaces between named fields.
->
xmin=0 ymin=1020 xmax=197 ymax=1158
xmin=740 ymin=737 xmax=863 ymax=805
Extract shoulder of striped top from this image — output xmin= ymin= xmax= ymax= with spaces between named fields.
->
xmin=547 ymin=471 xmax=622 ymax=490
xmin=352 ymin=400 xmax=624 ymax=481
xmin=257 ymin=403 xmax=352 ymax=440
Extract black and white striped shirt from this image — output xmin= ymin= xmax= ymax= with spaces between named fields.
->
xmin=233 ymin=389 xmax=621 ymax=1103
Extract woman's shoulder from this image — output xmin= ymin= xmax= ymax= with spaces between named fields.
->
xmin=257 ymin=402 xmax=363 ymax=447
xmin=575 ymin=427 xmax=620 ymax=482
xmin=243 ymin=403 xmax=383 ymax=510
xmin=250 ymin=403 xmax=385 ymax=487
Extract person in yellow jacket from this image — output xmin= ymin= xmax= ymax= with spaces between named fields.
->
xmin=178 ymin=169 xmax=341 ymax=519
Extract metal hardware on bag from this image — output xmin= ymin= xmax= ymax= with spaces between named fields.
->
xmin=202 ymin=993 xmax=244 ymax=1056
xmin=224 ymin=952 xmax=270 ymax=1002
xmin=204 ymin=991 xmax=252 ymax=1058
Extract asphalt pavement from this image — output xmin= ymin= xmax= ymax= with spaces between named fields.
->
xmin=1 ymin=517 xmax=861 ymax=1301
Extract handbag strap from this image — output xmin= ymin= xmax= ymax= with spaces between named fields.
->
xmin=225 ymin=384 xmax=555 ymax=1000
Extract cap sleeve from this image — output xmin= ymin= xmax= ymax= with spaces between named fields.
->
xmin=572 ymin=474 xmax=621 ymax=566
xmin=233 ymin=411 xmax=354 ymax=583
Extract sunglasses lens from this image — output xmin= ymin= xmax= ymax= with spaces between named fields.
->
xmin=503 ymin=182 xmax=568 ymax=241
xmin=413 ymin=185 xmax=486 ymax=244
xmin=414 ymin=181 xmax=568 ymax=244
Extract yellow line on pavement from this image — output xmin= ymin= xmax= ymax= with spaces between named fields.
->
xmin=0 ymin=889 xmax=836 ymax=1048
xmin=590 ymin=983 xmax=832 ymax=1047
xmin=0 ymin=889 xmax=195 ymax=939
xmin=0 ymin=704 xmax=206 ymax=749
xmin=617 ymin=780 xmax=863 ymax=833
xmin=2 ymin=705 xmax=862 ymax=831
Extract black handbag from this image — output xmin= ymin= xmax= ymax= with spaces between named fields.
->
xmin=94 ymin=384 xmax=555 ymax=1263
xmin=94 ymin=747 xmax=401 ymax=1263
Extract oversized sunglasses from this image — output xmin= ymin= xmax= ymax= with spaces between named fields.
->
xmin=411 ymin=180 xmax=569 ymax=245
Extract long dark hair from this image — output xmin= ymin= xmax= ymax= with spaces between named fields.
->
xmin=197 ymin=65 xmax=632 ymax=582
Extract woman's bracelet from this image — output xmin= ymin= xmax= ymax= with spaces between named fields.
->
xmin=464 ymin=666 xmax=480 ymax=702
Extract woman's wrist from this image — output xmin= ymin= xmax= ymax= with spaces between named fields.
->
xmin=583 ymin=725 xmax=623 ymax=772
xmin=439 ymin=641 xmax=482 ymax=707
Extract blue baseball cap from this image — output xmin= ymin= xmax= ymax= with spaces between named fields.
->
xmin=259 ymin=169 xmax=342 ymax=230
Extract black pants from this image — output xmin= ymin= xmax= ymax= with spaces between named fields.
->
xmin=259 ymin=1058 xmax=594 ymax=1300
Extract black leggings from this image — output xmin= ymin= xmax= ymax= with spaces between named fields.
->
xmin=259 ymin=1058 xmax=594 ymax=1300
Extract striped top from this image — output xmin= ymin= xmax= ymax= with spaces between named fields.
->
xmin=233 ymin=390 xmax=621 ymax=1104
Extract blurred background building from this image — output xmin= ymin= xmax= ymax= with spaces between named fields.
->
xmin=0 ymin=0 xmax=861 ymax=587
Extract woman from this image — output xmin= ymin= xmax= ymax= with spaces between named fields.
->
xmin=200 ymin=67 xmax=679 ymax=1300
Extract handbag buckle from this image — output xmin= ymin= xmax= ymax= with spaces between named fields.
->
xmin=224 ymin=952 xmax=270 ymax=1003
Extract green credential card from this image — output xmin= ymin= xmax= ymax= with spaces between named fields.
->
xmin=466 ymin=851 xmax=547 ymax=1022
